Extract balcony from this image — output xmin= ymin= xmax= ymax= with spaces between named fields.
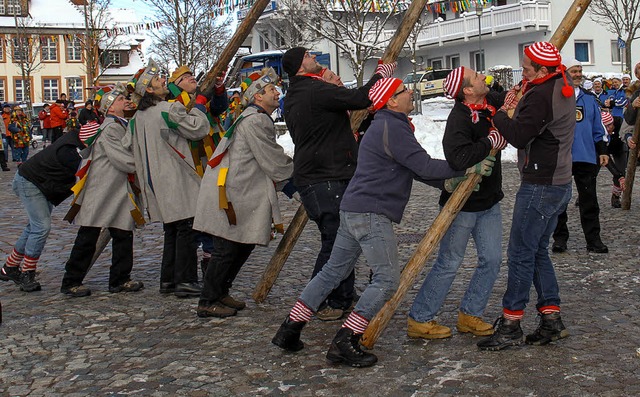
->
xmin=380 ymin=0 xmax=552 ymax=48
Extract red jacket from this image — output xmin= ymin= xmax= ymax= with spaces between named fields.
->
xmin=49 ymin=103 xmax=68 ymax=129
xmin=38 ymin=109 xmax=52 ymax=129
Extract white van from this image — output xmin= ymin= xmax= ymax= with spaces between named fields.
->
xmin=403 ymin=69 xmax=452 ymax=99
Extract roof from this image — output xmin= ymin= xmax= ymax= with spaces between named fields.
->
xmin=0 ymin=0 xmax=85 ymax=30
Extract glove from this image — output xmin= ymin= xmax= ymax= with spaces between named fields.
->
xmin=466 ymin=155 xmax=496 ymax=177
xmin=500 ymin=88 xmax=520 ymax=112
xmin=281 ymin=179 xmax=297 ymax=199
xmin=375 ymin=61 xmax=397 ymax=79
xmin=487 ymin=128 xmax=507 ymax=150
xmin=444 ymin=176 xmax=480 ymax=193
xmin=196 ymin=94 xmax=208 ymax=106
xmin=619 ymin=176 xmax=626 ymax=191
xmin=214 ymin=75 xmax=225 ymax=96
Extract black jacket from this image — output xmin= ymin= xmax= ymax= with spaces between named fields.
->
xmin=284 ymin=74 xmax=381 ymax=186
xmin=19 ymin=131 xmax=85 ymax=205
xmin=439 ymin=91 xmax=505 ymax=212
xmin=78 ymin=108 xmax=100 ymax=125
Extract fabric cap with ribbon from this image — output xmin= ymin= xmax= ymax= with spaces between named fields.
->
xmin=601 ymin=111 xmax=614 ymax=126
xmin=368 ymin=77 xmax=403 ymax=111
xmin=241 ymin=67 xmax=278 ymax=107
xmin=99 ymin=82 xmax=127 ymax=114
xmin=443 ymin=66 xmax=466 ymax=99
xmin=282 ymin=47 xmax=306 ymax=77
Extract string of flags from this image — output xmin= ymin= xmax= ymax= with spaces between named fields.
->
xmin=105 ymin=21 xmax=164 ymax=37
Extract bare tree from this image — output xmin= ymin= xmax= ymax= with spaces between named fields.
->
xmin=143 ymin=0 xmax=232 ymax=76
xmin=257 ymin=0 xmax=320 ymax=49
xmin=588 ymin=0 xmax=640 ymax=72
xmin=10 ymin=13 xmax=45 ymax=113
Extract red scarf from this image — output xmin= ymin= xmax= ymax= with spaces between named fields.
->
xmin=462 ymin=98 xmax=496 ymax=124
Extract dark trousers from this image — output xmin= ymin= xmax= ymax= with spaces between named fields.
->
xmin=553 ymin=162 xmax=603 ymax=246
xmin=160 ymin=218 xmax=198 ymax=284
xmin=62 ymin=226 xmax=134 ymax=289
xmin=298 ymin=180 xmax=355 ymax=310
xmin=199 ymin=236 xmax=255 ymax=305
xmin=51 ymin=126 xmax=63 ymax=143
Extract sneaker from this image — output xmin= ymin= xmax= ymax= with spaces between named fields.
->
xmin=315 ymin=306 xmax=344 ymax=321
xmin=477 ymin=317 xmax=524 ymax=351
xmin=586 ymin=242 xmax=608 ymax=253
xmin=525 ymin=312 xmax=569 ymax=345
xmin=174 ymin=282 xmax=202 ymax=298
xmin=18 ymin=270 xmax=42 ymax=292
xmin=109 ymin=280 xmax=144 ymax=293
xmin=61 ymin=285 xmax=92 ymax=297
xmin=551 ymin=242 xmax=567 ymax=253
xmin=611 ymin=194 xmax=622 ymax=208
xmin=456 ymin=312 xmax=494 ymax=336
xmin=272 ymin=317 xmax=306 ymax=352
xmin=0 ymin=265 xmax=21 ymax=284
xmin=326 ymin=328 xmax=378 ymax=367
xmin=407 ymin=317 xmax=452 ymax=339
xmin=219 ymin=294 xmax=246 ymax=310
xmin=196 ymin=302 xmax=237 ymax=318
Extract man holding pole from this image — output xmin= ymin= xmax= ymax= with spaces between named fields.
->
xmin=408 ymin=66 xmax=506 ymax=340
xmin=477 ymin=42 xmax=575 ymax=351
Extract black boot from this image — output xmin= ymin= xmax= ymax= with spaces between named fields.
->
xmin=272 ymin=317 xmax=306 ymax=352
xmin=611 ymin=194 xmax=622 ymax=208
xmin=326 ymin=328 xmax=378 ymax=367
xmin=525 ymin=312 xmax=569 ymax=345
xmin=200 ymin=257 xmax=209 ymax=281
xmin=477 ymin=317 xmax=523 ymax=351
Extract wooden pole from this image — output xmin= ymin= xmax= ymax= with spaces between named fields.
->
xmin=253 ymin=204 xmax=309 ymax=303
xmin=255 ymin=0 xmax=430 ymax=302
xmin=621 ymin=115 xmax=640 ymax=209
xmin=361 ymin=0 xmax=593 ymax=349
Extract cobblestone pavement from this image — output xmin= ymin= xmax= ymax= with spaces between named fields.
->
xmin=1 ymin=158 xmax=639 ymax=396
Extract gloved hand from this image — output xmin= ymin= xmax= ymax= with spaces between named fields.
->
xmin=214 ymin=75 xmax=225 ymax=96
xmin=281 ymin=179 xmax=298 ymax=199
xmin=196 ymin=94 xmax=208 ymax=106
xmin=466 ymin=155 xmax=496 ymax=177
xmin=501 ymin=88 xmax=520 ymax=112
xmin=292 ymin=192 xmax=301 ymax=202
xmin=487 ymin=128 xmax=507 ymax=150
xmin=619 ymin=176 xmax=626 ymax=191
xmin=444 ymin=176 xmax=480 ymax=193
xmin=375 ymin=61 xmax=397 ymax=79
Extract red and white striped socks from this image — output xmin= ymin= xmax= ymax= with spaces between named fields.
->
xmin=21 ymin=255 xmax=39 ymax=272
xmin=5 ymin=249 xmax=24 ymax=268
xmin=503 ymin=308 xmax=524 ymax=321
xmin=289 ymin=300 xmax=313 ymax=323
xmin=539 ymin=305 xmax=560 ymax=315
xmin=342 ymin=311 xmax=369 ymax=335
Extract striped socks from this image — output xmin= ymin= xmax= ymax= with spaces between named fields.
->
xmin=539 ymin=305 xmax=560 ymax=315
xmin=22 ymin=255 xmax=39 ymax=272
xmin=5 ymin=249 xmax=24 ymax=268
xmin=342 ymin=311 xmax=369 ymax=335
xmin=289 ymin=300 xmax=313 ymax=323
xmin=503 ymin=308 xmax=524 ymax=321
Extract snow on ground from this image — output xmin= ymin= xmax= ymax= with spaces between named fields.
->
xmin=276 ymin=96 xmax=518 ymax=163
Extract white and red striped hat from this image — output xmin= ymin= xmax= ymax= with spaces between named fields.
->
xmin=601 ymin=111 xmax=614 ymax=126
xmin=443 ymin=66 xmax=466 ymax=99
xmin=369 ymin=77 xmax=403 ymax=111
xmin=78 ymin=120 xmax=100 ymax=145
xmin=524 ymin=42 xmax=562 ymax=67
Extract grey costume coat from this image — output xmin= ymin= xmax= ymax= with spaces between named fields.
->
xmin=193 ymin=106 xmax=293 ymax=246
xmin=74 ymin=117 xmax=137 ymax=231
xmin=124 ymin=101 xmax=209 ymax=223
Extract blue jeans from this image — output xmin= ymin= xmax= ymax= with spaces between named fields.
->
xmin=409 ymin=203 xmax=502 ymax=322
xmin=299 ymin=211 xmax=399 ymax=320
xmin=502 ymin=183 xmax=572 ymax=312
xmin=12 ymin=173 xmax=53 ymax=259
xmin=14 ymin=146 xmax=28 ymax=162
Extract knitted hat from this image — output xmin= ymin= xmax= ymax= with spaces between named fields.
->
xmin=282 ymin=47 xmax=306 ymax=77
xmin=241 ymin=67 xmax=278 ymax=107
xmin=368 ymin=77 xmax=403 ymax=111
xmin=169 ymin=65 xmax=193 ymax=84
xmin=443 ymin=66 xmax=466 ymax=99
xmin=622 ymin=73 xmax=631 ymax=80
xmin=79 ymin=120 xmax=100 ymax=145
xmin=525 ymin=42 xmax=562 ymax=67
xmin=601 ymin=111 xmax=614 ymax=126
xmin=99 ymin=82 xmax=127 ymax=114
xmin=564 ymin=58 xmax=581 ymax=70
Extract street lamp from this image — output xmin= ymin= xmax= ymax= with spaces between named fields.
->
xmin=476 ymin=3 xmax=483 ymax=72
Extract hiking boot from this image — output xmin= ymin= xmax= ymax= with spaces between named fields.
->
xmin=316 ymin=306 xmax=344 ymax=321
xmin=551 ymin=241 xmax=567 ymax=253
xmin=174 ymin=282 xmax=202 ymax=298
xmin=197 ymin=302 xmax=237 ymax=318
xmin=326 ymin=328 xmax=378 ymax=367
xmin=586 ymin=241 xmax=608 ymax=253
xmin=477 ymin=317 xmax=523 ymax=351
xmin=0 ymin=265 xmax=21 ymax=284
xmin=109 ymin=280 xmax=144 ymax=293
xmin=457 ymin=312 xmax=494 ymax=336
xmin=525 ymin=312 xmax=569 ymax=345
xmin=272 ymin=317 xmax=306 ymax=352
xmin=18 ymin=271 xmax=42 ymax=292
xmin=611 ymin=194 xmax=622 ymax=208
xmin=407 ymin=317 xmax=452 ymax=339
xmin=1 ymin=165 xmax=9 ymax=171
xmin=159 ymin=282 xmax=175 ymax=294
xmin=61 ymin=284 xmax=92 ymax=297
xmin=219 ymin=294 xmax=246 ymax=310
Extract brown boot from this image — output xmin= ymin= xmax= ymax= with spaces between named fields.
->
xmin=196 ymin=302 xmax=237 ymax=318
xmin=219 ymin=294 xmax=246 ymax=310
xmin=407 ymin=317 xmax=452 ymax=339
xmin=457 ymin=311 xmax=494 ymax=336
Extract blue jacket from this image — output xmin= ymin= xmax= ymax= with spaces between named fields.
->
xmin=606 ymin=87 xmax=628 ymax=118
xmin=341 ymin=109 xmax=462 ymax=223
xmin=573 ymin=88 xmax=607 ymax=164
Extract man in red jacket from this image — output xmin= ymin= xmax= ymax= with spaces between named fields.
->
xmin=38 ymin=104 xmax=52 ymax=147
xmin=49 ymin=101 xmax=68 ymax=143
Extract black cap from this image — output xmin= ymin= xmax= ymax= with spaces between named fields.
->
xmin=282 ymin=47 xmax=307 ymax=77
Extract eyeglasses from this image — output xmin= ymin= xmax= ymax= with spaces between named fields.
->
xmin=392 ymin=88 xmax=408 ymax=97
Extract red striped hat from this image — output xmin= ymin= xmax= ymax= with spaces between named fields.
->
xmin=369 ymin=77 xmax=403 ymax=111
xmin=443 ymin=66 xmax=466 ymax=99
xmin=524 ymin=42 xmax=562 ymax=67
xmin=601 ymin=111 xmax=614 ymax=126
xmin=79 ymin=120 xmax=100 ymax=145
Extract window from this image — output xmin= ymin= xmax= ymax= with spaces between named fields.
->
xmin=4 ymin=0 xmax=21 ymax=16
xmin=472 ymin=51 xmax=484 ymax=72
xmin=66 ymin=36 xmax=82 ymax=61
xmin=12 ymin=37 xmax=29 ymax=63
xmin=67 ymin=77 xmax=83 ymax=102
xmin=0 ymin=41 xmax=4 ymax=62
xmin=447 ymin=55 xmax=460 ymax=69
xmin=574 ymin=40 xmax=593 ymax=64
xmin=102 ymin=51 xmax=120 ymax=67
xmin=429 ymin=58 xmax=444 ymax=69
xmin=41 ymin=37 xmax=57 ymax=62
xmin=611 ymin=40 xmax=622 ymax=64
xmin=43 ymin=78 xmax=59 ymax=101
xmin=15 ymin=78 xmax=29 ymax=102
xmin=0 ymin=78 xmax=5 ymax=102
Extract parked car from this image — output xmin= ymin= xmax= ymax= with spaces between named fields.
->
xmin=403 ymin=69 xmax=452 ymax=99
